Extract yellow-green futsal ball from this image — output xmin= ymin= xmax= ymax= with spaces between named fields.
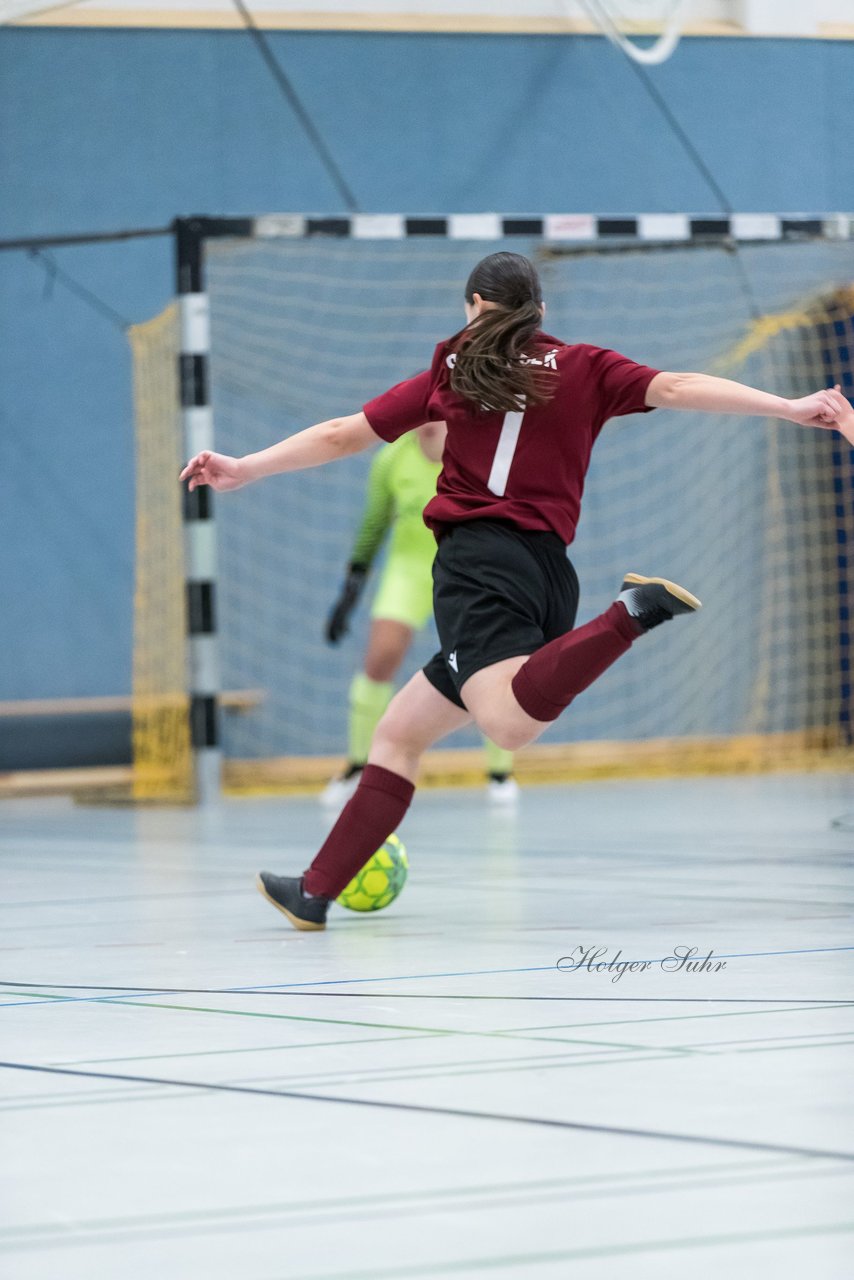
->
xmin=336 ymin=835 xmax=408 ymax=912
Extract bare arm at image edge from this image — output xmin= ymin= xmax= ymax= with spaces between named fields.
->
xmin=645 ymin=372 xmax=851 ymax=437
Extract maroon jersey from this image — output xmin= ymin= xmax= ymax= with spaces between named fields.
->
xmin=363 ymin=331 xmax=659 ymax=545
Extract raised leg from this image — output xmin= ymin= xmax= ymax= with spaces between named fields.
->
xmin=460 ymin=577 xmax=701 ymax=752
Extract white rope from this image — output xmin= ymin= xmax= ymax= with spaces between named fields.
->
xmin=579 ymin=0 xmax=687 ymax=65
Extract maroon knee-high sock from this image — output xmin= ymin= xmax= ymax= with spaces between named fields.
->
xmin=511 ymin=601 xmax=641 ymax=723
xmin=303 ymin=764 xmax=415 ymax=899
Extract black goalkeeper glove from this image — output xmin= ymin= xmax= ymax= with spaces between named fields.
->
xmin=325 ymin=564 xmax=368 ymax=644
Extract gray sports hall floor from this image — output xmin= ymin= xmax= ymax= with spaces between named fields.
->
xmin=2 ymin=772 xmax=853 ymax=1279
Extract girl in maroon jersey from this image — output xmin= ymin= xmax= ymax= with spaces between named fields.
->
xmin=180 ymin=251 xmax=853 ymax=931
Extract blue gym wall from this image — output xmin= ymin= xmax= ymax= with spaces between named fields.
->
xmin=2 ymin=28 xmax=854 ymax=762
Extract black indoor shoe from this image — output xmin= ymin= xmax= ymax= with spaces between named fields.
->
xmin=618 ymin=573 xmax=702 ymax=632
xmin=255 ymin=872 xmax=329 ymax=931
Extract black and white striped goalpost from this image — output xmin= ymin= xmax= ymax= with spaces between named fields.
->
xmin=176 ymin=219 xmax=220 ymax=802
xmin=175 ymin=218 xmax=244 ymax=802
xmin=171 ymin=212 xmax=854 ymax=798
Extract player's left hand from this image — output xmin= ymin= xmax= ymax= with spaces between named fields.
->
xmin=786 ymin=389 xmax=842 ymax=429
xmin=814 ymin=385 xmax=854 ymax=446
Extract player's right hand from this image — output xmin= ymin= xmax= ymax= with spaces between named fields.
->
xmin=179 ymin=450 xmax=247 ymax=492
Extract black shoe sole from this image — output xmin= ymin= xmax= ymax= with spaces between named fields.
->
xmin=623 ymin=573 xmax=702 ymax=612
xmin=255 ymin=874 xmax=326 ymax=931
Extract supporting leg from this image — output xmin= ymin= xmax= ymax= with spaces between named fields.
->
xmin=304 ymin=672 xmax=472 ymax=899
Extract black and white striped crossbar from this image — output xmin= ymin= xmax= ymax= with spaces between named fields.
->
xmin=175 ymin=212 xmax=854 ymax=245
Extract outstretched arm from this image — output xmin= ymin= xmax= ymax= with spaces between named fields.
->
xmin=179 ymin=412 xmax=379 ymax=492
xmin=645 ymin=372 xmax=842 ymax=430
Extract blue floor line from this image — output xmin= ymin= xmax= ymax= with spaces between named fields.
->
xmin=1 ymin=945 xmax=853 ymax=1009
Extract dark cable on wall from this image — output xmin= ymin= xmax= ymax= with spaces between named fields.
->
xmin=621 ymin=54 xmax=761 ymax=318
xmin=29 ymin=249 xmax=131 ymax=332
xmin=0 ymin=226 xmax=170 ymax=253
xmin=230 ymin=0 xmax=360 ymax=213
xmin=610 ymin=48 xmax=733 ymax=215
xmin=582 ymin=3 xmax=761 ymax=320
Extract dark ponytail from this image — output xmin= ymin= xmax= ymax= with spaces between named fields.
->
xmin=449 ymin=252 xmax=555 ymax=412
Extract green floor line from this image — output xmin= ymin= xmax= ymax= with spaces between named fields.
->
xmin=283 ymin=1220 xmax=854 ymax=1279
xmin=56 ymin=1032 xmax=441 ymax=1068
xmin=71 ymin=995 xmax=695 ymax=1060
xmin=687 ymin=1028 xmax=854 ymax=1049
xmin=494 ymin=1030 xmax=698 ymax=1054
xmin=3 ymin=1165 xmax=852 ymax=1252
xmin=101 ymin=998 xmax=454 ymax=1036
xmin=0 ymin=1155 xmax=807 ymax=1240
xmin=501 ymin=1001 xmax=853 ymax=1035
xmin=0 ymin=1085 xmax=194 ymax=1115
xmin=709 ymin=1035 xmax=854 ymax=1057
xmin=237 ymin=1048 xmax=687 ymax=1091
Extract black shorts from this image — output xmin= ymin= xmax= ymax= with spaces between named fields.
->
xmin=423 ymin=519 xmax=579 ymax=709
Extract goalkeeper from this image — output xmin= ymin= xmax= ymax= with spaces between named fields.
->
xmin=323 ymin=421 xmax=518 ymax=806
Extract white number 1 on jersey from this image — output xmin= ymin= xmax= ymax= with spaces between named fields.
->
xmin=487 ymin=410 xmax=525 ymax=497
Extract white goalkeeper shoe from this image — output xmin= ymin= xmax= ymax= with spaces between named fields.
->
xmin=487 ymin=775 xmax=520 ymax=805
xmin=320 ymin=763 xmax=363 ymax=808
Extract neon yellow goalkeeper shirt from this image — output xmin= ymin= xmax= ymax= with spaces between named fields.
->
xmin=351 ymin=434 xmax=440 ymax=571
xmin=350 ymin=435 xmax=441 ymax=630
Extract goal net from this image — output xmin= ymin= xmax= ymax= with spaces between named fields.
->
xmin=130 ymin=224 xmax=854 ymax=797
